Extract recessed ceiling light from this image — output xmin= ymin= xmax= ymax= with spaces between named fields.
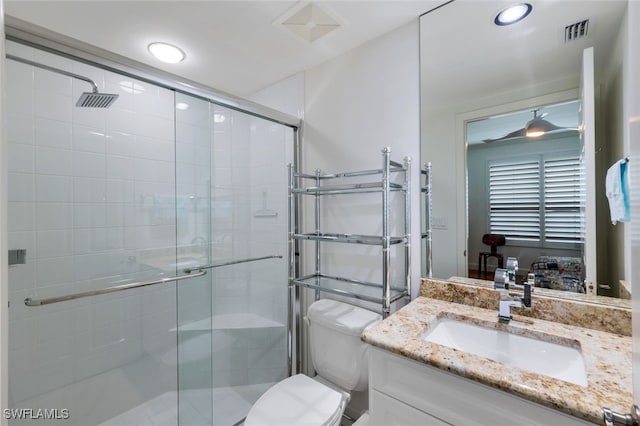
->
xmin=494 ymin=3 xmax=532 ymax=26
xmin=148 ymin=42 xmax=185 ymax=64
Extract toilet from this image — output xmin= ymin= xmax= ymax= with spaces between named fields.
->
xmin=244 ymin=299 xmax=381 ymax=426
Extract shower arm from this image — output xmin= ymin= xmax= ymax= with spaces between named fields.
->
xmin=6 ymin=53 xmax=99 ymax=93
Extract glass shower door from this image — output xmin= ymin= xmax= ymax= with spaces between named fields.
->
xmin=5 ymin=40 xmax=181 ymax=425
xmin=175 ymin=93 xmax=214 ymax=425
xmin=175 ymin=93 xmax=293 ymax=425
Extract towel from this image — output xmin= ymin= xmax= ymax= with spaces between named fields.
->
xmin=605 ymin=159 xmax=630 ymax=224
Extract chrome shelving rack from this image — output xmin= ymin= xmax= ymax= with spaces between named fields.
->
xmin=422 ymin=162 xmax=433 ymax=278
xmin=287 ymin=147 xmax=411 ymax=318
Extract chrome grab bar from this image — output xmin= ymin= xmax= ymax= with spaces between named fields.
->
xmin=24 ymin=270 xmax=207 ymax=307
xmin=183 ymin=255 xmax=283 ymax=274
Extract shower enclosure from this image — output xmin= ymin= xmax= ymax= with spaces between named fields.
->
xmin=5 ymin=37 xmax=296 ymax=425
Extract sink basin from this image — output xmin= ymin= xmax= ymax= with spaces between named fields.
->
xmin=421 ymin=318 xmax=587 ymax=386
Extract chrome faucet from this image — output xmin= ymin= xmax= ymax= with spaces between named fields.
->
xmin=498 ymin=281 xmax=532 ymax=323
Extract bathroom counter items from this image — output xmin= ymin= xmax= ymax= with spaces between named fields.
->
xmin=361 ymin=297 xmax=632 ymax=424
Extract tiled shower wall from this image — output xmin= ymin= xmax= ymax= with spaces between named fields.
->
xmin=6 ymin=40 xmax=179 ymax=423
xmin=6 ymin=40 xmax=293 ymax=424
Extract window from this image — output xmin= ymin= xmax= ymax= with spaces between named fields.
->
xmin=488 ymin=154 xmax=583 ymax=246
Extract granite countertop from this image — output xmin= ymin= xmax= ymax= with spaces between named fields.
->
xmin=362 ymin=297 xmax=632 ymax=424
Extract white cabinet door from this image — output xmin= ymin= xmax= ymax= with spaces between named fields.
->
xmin=369 ymin=348 xmax=592 ymax=426
xmin=370 ymin=389 xmax=450 ymax=426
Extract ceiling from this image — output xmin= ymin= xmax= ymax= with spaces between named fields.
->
xmin=5 ymin=0 xmax=444 ymax=97
xmin=421 ymin=0 xmax=627 ymax=115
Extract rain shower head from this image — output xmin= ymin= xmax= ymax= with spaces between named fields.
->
xmin=76 ymin=91 xmax=119 ymax=108
xmin=6 ymin=54 xmax=119 ymax=108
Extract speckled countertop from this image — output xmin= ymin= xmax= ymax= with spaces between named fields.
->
xmin=362 ymin=297 xmax=632 ymax=424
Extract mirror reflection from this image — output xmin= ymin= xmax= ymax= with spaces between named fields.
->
xmin=467 ymin=100 xmax=583 ymax=292
xmin=420 ymin=0 xmax=630 ymax=301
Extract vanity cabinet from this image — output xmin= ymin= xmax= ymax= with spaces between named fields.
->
xmin=368 ymin=347 xmax=594 ymax=425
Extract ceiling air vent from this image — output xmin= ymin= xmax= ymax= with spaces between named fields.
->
xmin=565 ymin=19 xmax=589 ymax=42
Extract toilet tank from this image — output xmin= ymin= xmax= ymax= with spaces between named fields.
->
xmin=307 ymin=299 xmax=381 ymax=392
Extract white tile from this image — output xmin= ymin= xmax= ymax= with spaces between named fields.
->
xmin=74 ymin=228 xmax=90 ymax=254
xmin=73 ymin=177 xmax=107 ymax=203
xmin=73 ymin=151 xmax=106 ymax=178
xmin=36 ymin=203 xmax=73 ymax=230
xmin=35 ymin=117 xmax=72 ymax=149
xmin=106 ymin=155 xmax=136 ymax=180
xmin=135 ymin=225 xmax=177 ymax=251
xmin=34 ymin=68 xmax=72 ymax=96
xmin=137 ymin=114 xmax=174 ymax=141
xmin=7 ymin=113 xmax=35 ymax=145
xmin=35 ymin=258 xmax=74 ymax=292
xmin=89 ymin=228 xmax=109 ymax=252
xmin=106 ymin=108 xmax=137 ymax=134
xmin=36 ymin=175 xmax=73 ymax=202
xmin=35 ymin=147 xmax=72 ymax=175
xmin=104 ymin=204 xmax=124 ymax=228
xmin=35 ymin=90 xmax=72 ymax=122
xmin=134 ymin=158 xmax=175 ymax=183
xmin=134 ymin=136 xmax=174 ymax=162
xmin=36 ymin=230 xmax=73 ymax=258
xmin=73 ymin=124 xmax=107 ymax=153
xmin=33 ymin=306 xmax=75 ymax=344
xmin=8 ymin=202 xmax=35 ymax=232
xmin=73 ymin=204 xmax=107 ymax=228
xmin=6 ymin=62 xmax=34 ymax=116
xmin=74 ymin=253 xmax=108 ymax=281
xmin=8 ymin=262 xmax=36 ymax=294
xmin=105 ymin=131 xmax=135 ymax=157
xmin=8 ymin=142 xmax=35 ymax=173
xmin=8 ymin=173 xmax=35 ymax=202
xmin=106 ymin=179 xmax=135 ymax=203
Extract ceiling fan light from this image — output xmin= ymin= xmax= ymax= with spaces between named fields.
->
xmin=526 ymin=118 xmax=562 ymax=138
xmin=526 ymin=128 xmax=545 ymax=138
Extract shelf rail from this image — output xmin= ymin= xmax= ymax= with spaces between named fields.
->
xmin=422 ymin=162 xmax=433 ymax=278
xmin=288 ymin=147 xmax=411 ymax=318
xmin=24 ymin=270 xmax=207 ymax=307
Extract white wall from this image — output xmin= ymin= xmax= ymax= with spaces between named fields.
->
xmin=303 ymin=19 xmax=421 ymax=303
xmin=601 ymin=5 xmax=629 ymax=295
xmin=249 ymin=72 xmax=305 ymax=121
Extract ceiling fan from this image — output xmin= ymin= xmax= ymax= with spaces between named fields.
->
xmin=482 ymin=109 xmax=578 ymax=143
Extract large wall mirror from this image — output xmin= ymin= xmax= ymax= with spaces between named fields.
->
xmin=420 ymin=0 xmax=630 ymax=302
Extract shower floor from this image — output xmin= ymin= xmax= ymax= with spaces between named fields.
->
xmin=98 ymin=383 xmax=273 ymax=426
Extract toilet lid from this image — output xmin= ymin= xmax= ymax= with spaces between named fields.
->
xmin=244 ymin=374 xmax=345 ymax=426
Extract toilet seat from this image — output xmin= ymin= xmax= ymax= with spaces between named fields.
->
xmin=244 ymin=374 xmax=348 ymax=426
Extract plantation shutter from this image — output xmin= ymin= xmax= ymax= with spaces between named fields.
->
xmin=489 ymin=160 xmax=541 ymax=241
xmin=543 ymin=157 xmax=584 ymax=243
